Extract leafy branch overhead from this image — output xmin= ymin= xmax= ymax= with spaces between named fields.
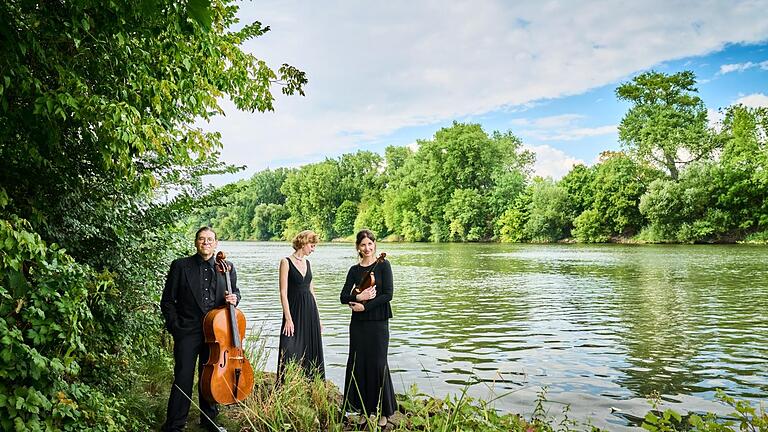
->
xmin=0 ymin=1 xmax=305 ymax=429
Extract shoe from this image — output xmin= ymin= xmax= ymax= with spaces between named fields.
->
xmin=377 ymin=416 xmax=387 ymax=427
xmin=203 ymin=424 xmax=227 ymax=432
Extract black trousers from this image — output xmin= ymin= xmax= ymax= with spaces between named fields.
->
xmin=162 ymin=331 xmax=219 ymax=431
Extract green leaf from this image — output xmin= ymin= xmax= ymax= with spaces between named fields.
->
xmin=188 ymin=0 xmax=212 ymax=31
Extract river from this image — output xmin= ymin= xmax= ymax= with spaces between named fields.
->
xmin=222 ymin=241 xmax=768 ymax=430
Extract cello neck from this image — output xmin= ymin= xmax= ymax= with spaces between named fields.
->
xmin=216 ymin=252 xmax=242 ymax=349
xmin=222 ymin=265 xmax=241 ymax=349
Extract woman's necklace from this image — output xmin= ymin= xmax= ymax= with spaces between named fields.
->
xmin=292 ymin=253 xmax=305 ymax=262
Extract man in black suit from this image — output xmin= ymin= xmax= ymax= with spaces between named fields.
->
xmin=160 ymin=227 xmax=241 ymax=432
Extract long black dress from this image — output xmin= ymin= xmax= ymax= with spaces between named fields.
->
xmin=339 ymin=259 xmax=396 ymax=417
xmin=278 ymin=257 xmax=325 ymax=379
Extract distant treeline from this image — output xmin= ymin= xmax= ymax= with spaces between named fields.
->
xmin=192 ymin=71 xmax=768 ymax=244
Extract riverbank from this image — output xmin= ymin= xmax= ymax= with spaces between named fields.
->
xmin=165 ymin=363 xmax=766 ymax=432
xmin=148 ymin=331 xmax=766 ymax=432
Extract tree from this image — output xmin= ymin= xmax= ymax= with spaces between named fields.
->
xmin=559 ymin=164 xmax=596 ymax=218
xmin=383 ymin=123 xmax=532 ymax=242
xmin=251 ymin=203 xmax=290 ymax=240
xmin=522 ymin=178 xmax=570 ymax=242
xmin=444 ymin=188 xmax=489 ymax=241
xmin=591 ymin=151 xmax=659 ymax=237
xmin=616 ymin=70 xmax=716 ymax=180
xmin=0 ymin=0 xmax=305 ymax=428
xmin=333 ymin=200 xmax=358 ymax=237
xmin=354 ymin=200 xmax=388 ymax=238
xmin=281 ymin=160 xmax=341 ymax=239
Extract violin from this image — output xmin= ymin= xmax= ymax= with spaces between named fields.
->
xmin=201 ymin=251 xmax=255 ymax=405
xmin=351 ymin=252 xmax=387 ymax=304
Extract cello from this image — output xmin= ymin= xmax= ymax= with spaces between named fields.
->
xmin=351 ymin=252 xmax=387 ymax=305
xmin=201 ymin=251 xmax=255 ymax=405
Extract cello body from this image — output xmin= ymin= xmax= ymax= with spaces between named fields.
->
xmin=201 ymin=306 xmax=255 ymax=404
xmin=200 ymin=251 xmax=255 ymax=405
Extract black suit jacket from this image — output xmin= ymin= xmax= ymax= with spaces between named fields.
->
xmin=160 ymin=254 xmax=241 ymax=338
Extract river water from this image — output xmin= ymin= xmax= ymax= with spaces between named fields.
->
xmin=222 ymin=241 xmax=768 ymax=430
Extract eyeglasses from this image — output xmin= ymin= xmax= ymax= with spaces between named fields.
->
xmin=196 ymin=237 xmax=216 ymax=244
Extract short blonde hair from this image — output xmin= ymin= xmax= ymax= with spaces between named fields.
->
xmin=292 ymin=230 xmax=319 ymax=250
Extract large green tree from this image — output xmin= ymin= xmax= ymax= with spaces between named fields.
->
xmin=0 ymin=0 xmax=305 ymax=429
xmin=384 ymin=123 xmax=532 ymax=241
xmin=616 ymin=70 xmax=716 ymax=180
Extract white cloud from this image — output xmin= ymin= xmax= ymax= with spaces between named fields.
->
xmin=733 ymin=93 xmax=768 ymax=108
xmin=205 ymin=0 xmax=768 ymax=183
xmin=707 ymin=107 xmax=725 ymax=130
xmin=525 ymin=144 xmax=585 ymax=180
xmin=512 ymin=114 xmax=616 ymax=141
xmin=535 ymin=125 xmax=618 ymax=141
xmin=512 ymin=114 xmax=585 ymax=129
xmin=718 ymin=60 xmax=768 ymax=74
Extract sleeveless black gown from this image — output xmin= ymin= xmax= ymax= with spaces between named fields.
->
xmin=278 ymin=258 xmax=325 ymax=379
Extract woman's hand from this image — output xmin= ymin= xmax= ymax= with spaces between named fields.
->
xmin=355 ymin=285 xmax=377 ymax=301
xmin=283 ymin=319 xmax=295 ymax=336
xmin=349 ymin=302 xmax=365 ymax=312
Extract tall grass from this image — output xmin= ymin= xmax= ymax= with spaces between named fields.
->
xmin=144 ymin=325 xmax=766 ymax=431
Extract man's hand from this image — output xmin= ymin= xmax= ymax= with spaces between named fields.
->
xmin=225 ymin=293 xmax=238 ymax=305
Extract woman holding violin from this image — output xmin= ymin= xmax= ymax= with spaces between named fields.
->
xmin=339 ymin=229 xmax=396 ymax=427
xmin=277 ymin=230 xmax=325 ymax=379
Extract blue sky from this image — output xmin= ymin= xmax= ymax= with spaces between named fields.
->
xmin=203 ymin=1 xmax=768 ymax=185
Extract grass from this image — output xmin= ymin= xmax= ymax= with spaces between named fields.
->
xmin=135 ymin=327 xmax=767 ymax=431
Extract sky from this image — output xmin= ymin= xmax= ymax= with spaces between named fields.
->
xmin=202 ymin=0 xmax=768 ymax=185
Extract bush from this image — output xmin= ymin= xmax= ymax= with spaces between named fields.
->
xmin=572 ymin=209 xmax=610 ymax=243
xmin=0 ymin=216 xmax=130 ymax=431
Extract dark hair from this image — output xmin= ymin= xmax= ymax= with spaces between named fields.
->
xmin=355 ymin=229 xmax=376 ymax=258
xmin=195 ymin=226 xmax=217 ymax=240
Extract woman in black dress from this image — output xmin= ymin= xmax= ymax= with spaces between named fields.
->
xmin=340 ymin=229 xmax=396 ymax=427
xmin=278 ymin=230 xmax=325 ymax=379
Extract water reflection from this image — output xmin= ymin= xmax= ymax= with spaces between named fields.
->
xmin=220 ymin=241 xmax=767 ymax=430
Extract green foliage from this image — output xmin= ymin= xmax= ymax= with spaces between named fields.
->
xmin=523 ymin=179 xmax=571 ymax=242
xmin=560 ymin=164 xmax=596 ymax=217
xmin=616 ymin=70 xmax=716 ymax=179
xmin=385 ymin=123 xmax=532 ymax=242
xmin=639 ymin=158 xmax=767 ymax=243
xmin=189 ymin=168 xmax=292 ymax=240
xmin=251 ymin=203 xmax=290 ymax=240
xmin=0 ymin=216 xmax=130 ymax=430
xmin=641 ymin=389 xmax=768 ymax=432
xmin=333 ymin=200 xmax=359 ymax=238
xmin=496 ymin=190 xmax=532 ymax=243
xmin=354 ymin=200 xmax=388 ymax=238
xmin=590 ymin=152 xmax=658 ymax=237
xmin=444 ymin=189 xmax=490 ymax=241
xmin=572 ymin=209 xmax=611 ymax=243
xmin=279 ymin=152 xmax=383 ymax=240
xmin=192 ymin=71 xmax=764 ymax=247
xmin=488 ymin=170 xmax=527 ymax=223
xmin=1 ymin=0 xmax=305 ymax=428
